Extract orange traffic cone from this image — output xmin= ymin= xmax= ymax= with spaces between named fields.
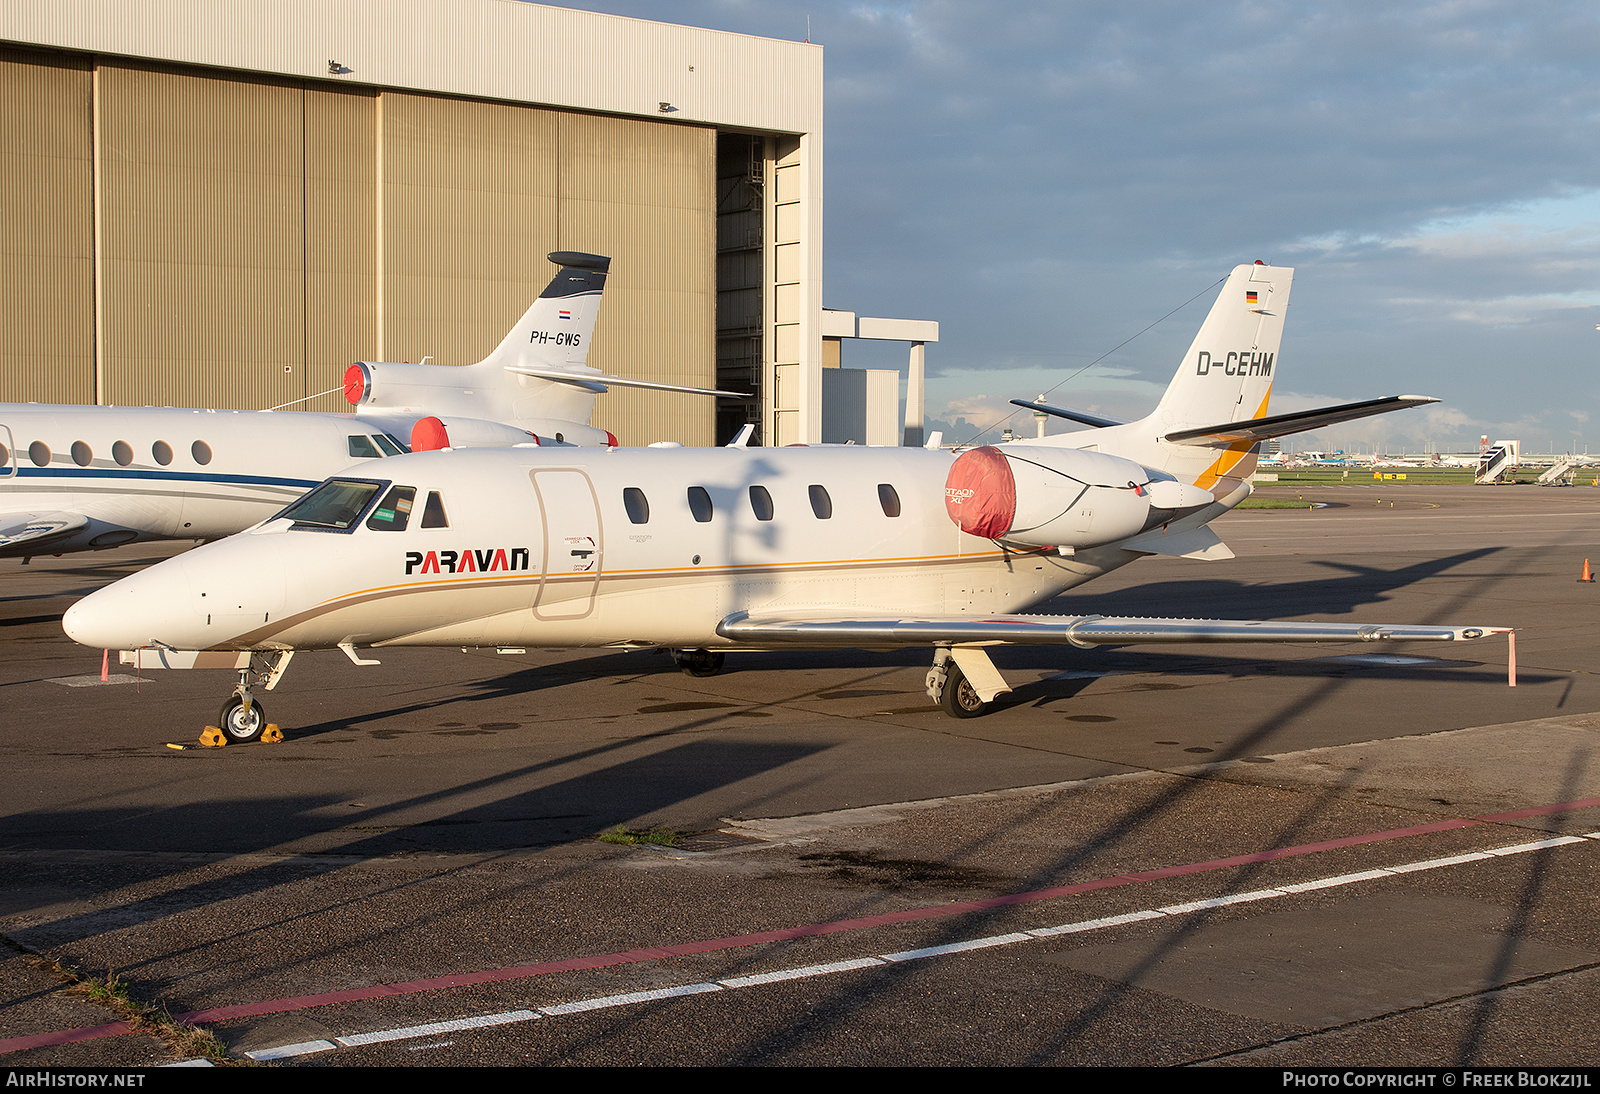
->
xmin=1582 ymin=559 xmax=1595 ymax=583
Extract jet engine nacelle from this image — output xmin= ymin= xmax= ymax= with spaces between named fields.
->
xmin=344 ymin=361 xmax=615 ymax=447
xmin=944 ymin=444 xmax=1214 ymax=549
xmin=344 ymin=360 xmax=478 ymax=410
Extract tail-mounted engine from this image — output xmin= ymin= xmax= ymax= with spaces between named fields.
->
xmin=944 ymin=445 xmax=1214 ymax=549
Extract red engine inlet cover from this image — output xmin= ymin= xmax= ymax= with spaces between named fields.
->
xmin=343 ymin=362 xmax=369 ymax=405
xmin=945 ymin=446 xmax=1016 ymax=539
xmin=410 ymin=416 xmax=450 ymax=452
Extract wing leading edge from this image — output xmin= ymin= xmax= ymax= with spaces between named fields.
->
xmin=1164 ymin=395 xmax=1439 ymax=447
xmin=716 ymin=612 xmax=1505 ymax=649
xmin=0 ymin=511 xmax=89 ymax=553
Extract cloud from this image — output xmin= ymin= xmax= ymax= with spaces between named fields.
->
xmin=539 ymin=1 xmax=1600 ymax=449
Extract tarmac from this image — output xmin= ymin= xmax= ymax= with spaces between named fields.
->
xmin=2 ymin=482 xmax=1599 ymax=1067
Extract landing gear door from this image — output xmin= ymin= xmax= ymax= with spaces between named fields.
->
xmin=529 ymin=469 xmax=602 ymax=619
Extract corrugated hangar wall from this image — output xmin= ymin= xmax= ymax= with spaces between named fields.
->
xmin=0 ymin=46 xmax=716 ymax=446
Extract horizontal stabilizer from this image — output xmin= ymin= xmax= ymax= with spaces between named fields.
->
xmin=717 ymin=611 xmax=1505 ymax=649
xmin=1008 ymin=399 xmax=1128 ymax=429
xmin=1164 ymin=395 xmax=1438 ymax=447
xmin=502 ymin=366 xmax=749 ymax=399
xmin=0 ymin=511 xmax=88 ymax=550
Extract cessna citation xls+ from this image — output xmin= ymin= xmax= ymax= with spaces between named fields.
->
xmin=63 ymin=262 xmax=1506 ymax=736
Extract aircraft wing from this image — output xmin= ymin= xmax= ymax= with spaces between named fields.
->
xmin=1164 ymin=395 xmax=1438 ymax=447
xmin=0 ymin=511 xmax=89 ymax=552
xmin=716 ymin=611 xmax=1504 ymax=648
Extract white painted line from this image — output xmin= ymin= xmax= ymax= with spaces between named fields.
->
xmin=880 ymin=932 xmax=1034 ymax=963
xmin=1385 ymin=851 xmax=1493 ymax=873
xmin=1277 ymin=868 xmax=1394 ymax=893
xmin=1157 ymin=888 xmax=1284 ymax=915
xmin=1029 ymin=910 xmax=1165 ymax=937
xmin=336 ymin=1009 xmax=539 ymax=1047
xmin=1484 ymin=836 xmax=1586 ymax=855
xmin=540 ymin=982 xmax=723 ymax=1016
xmin=245 ymin=1039 xmax=337 ymax=1060
xmin=243 ymin=824 xmax=1600 ymax=1061
xmin=719 ymin=957 xmax=886 ymax=988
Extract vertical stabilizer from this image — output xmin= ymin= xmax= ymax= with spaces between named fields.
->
xmin=1152 ymin=262 xmax=1293 ymax=433
xmin=477 ymin=251 xmax=609 ymax=378
xmin=348 ymin=252 xmax=612 ymax=436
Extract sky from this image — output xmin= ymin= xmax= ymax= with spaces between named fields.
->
xmin=550 ymin=1 xmax=1600 ymax=453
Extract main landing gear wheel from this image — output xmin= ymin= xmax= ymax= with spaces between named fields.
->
xmin=937 ymin=660 xmax=989 ymax=719
xmin=219 ymin=696 xmax=267 ymax=743
xmin=672 ymin=649 xmax=725 ymax=677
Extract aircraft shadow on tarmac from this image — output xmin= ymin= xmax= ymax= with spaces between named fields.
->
xmin=2 ymin=735 xmax=827 ymax=956
xmin=1038 ymin=546 xmax=1505 ymax=620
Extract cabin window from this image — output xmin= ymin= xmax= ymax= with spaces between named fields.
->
xmin=152 ymin=441 xmax=173 ymax=466
xmin=29 ymin=442 xmax=50 ymax=467
xmin=623 ymin=487 xmax=650 ymax=524
xmin=71 ymin=441 xmax=92 ymax=467
xmin=372 ymin=434 xmax=407 ymax=457
xmin=366 ymin=485 xmax=416 ymax=531
xmin=0 ymin=443 xmax=8 ymax=465
xmin=112 ymin=441 xmax=133 ymax=467
xmin=878 ymin=483 xmax=902 ymax=518
xmin=275 ymin=478 xmax=385 ymax=532
xmin=808 ymin=484 xmax=833 ymax=519
xmin=749 ymin=485 xmax=774 ymax=521
xmin=421 ymin=491 xmax=449 ymax=528
xmin=347 ymin=435 xmax=381 ymax=459
xmin=687 ymin=486 xmax=713 ymax=522
xmin=191 ymin=440 xmax=213 ymax=465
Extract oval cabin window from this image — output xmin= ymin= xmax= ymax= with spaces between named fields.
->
xmin=112 ymin=441 xmax=134 ymax=466
xmin=192 ymin=440 xmax=213 ymax=465
xmin=687 ymin=486 xmax=714 ymax=523
xmin=623 ymin=487 xmax=650 ymax=524
xmin=808 ymin=484 xmax=833 ymax=519
xmin=29 ymin=442 xmax=50 ymax=467
xmin=749 ymin=485 xmax=775 ymax=521
xmin=152 ymin=441 xmax=173 ymax=466
xmin=71 ymin=441 xmax=92 ymax=467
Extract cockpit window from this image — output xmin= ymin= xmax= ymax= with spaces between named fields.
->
xmin=372 ymin=433 xmax=407 ymax=457
xmin=348 ymin=435 xmax=381 ymax=458
xmin=275 ymin=478 xmax=386 ymax=532
xmin=421 ymin=491 xmax=449 ymax=528
xmin=366 ymin=485 xmax=416 ymax=531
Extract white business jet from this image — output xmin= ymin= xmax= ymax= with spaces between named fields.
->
xmin=1 ymin=252 xmax=737 ymax=559
xmin=63 ymin=262 xmax=1505 ymax=736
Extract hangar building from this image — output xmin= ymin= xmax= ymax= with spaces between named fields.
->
xmin=0 ymin=0 xmax=831 ymax=446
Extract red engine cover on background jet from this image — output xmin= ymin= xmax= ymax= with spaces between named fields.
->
xmin=410 ymin=416 xmax=451 ymax=452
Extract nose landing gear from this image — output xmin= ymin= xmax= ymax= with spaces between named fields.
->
xmin=219 ymin=695 xmax=267 ymax=742
xmin=218 ymin=650 xmax=295 ymax=743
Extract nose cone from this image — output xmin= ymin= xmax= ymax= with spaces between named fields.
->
xmin=63 ymin=562 xmax=202 ymax=650
xmin=62 ymin=539 xmax=287 ymax=651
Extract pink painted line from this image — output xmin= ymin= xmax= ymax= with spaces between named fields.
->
xmin=0 ymin=1021 xmax=133 ymax=1055
xmin=12 ymin=793 xmax=1600 ymax=1051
